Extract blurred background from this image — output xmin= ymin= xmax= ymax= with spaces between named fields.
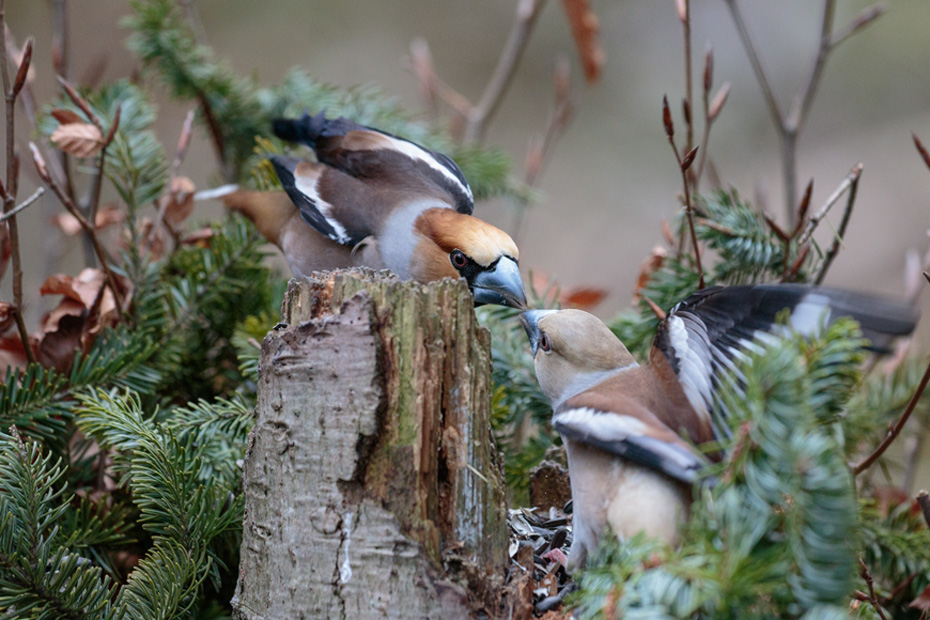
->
xmin=5 ymin=0 xmax=930 ymax=317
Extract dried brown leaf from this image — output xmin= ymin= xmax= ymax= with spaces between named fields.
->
xmin=563 ymin=287 xmax=607 ymax=311
xmin=181 ymin=228 xmax=215 ymax=247
xmin=38 ymin=313 xmax=84 ymax=375
xmin=633 ymin=245 xmax=668 ymax=301
xmin=0 ymin=302 xmax=14 ymax=335
xmin=51 ymin=123 xmax=104 ymax=158
xmin=558 ymin=0 xmax=605 ymax=84
xmin=164 ymin=176 xmax=196 ymax=226
xmin=54 ymin=205 xmax=123 ymax=236
xmin=51 ymin=108 xmax=84 ymax=125
xmin=0 ymin=335 xmax=30 ymax=371
xmin=40 ymin=269 xmax=106 ymax=310
xmin=909 ymin=584 xmax=930 ymax=612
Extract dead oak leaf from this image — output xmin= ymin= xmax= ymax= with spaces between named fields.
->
xmin=910 ymin=584 xmax=930 ymax=612
xmin=51 ymin=122 xmax=104 ymax=158
xmin=53 ymin=205 xmax=123 ymax=236
xmin=50 ymin=108 xmax=84 ymax=125
xmin=0 ymin=301 xmax=14 ymax=335
xmin=164 ymin=176 xmax=196 ymax=226
xmin=559 ymin=0 xmax=605 ymax=84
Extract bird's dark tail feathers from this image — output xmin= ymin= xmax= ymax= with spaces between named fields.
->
xmin=272 ymin=112 xmax=362 ymax=149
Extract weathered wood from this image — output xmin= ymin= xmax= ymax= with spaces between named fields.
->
xmin=232 ymin=269 xmax=508 ymax=619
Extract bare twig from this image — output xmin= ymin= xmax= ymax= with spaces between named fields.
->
xmin=723 ymin=1 xmax=879 ymax=227
xmin=463 ymin=0 xmax=547 ymax=144
xmin=814 ymin=166 xmax=859 ymax=284
xmin=513 ymin=57 xmax=575 ymax=243
xmin=918 ymin=490 xmax=930 ymax=531
xmin=859 ymin=558 xmax=890 ymax=620
xmin=853 ymin=337 xmax=930 ymax=476
xmin=662 ymin=95 xmax=704 ymax=289
xmin=197 ymin=92 xmax=233 ymax=182
xmin=0 ymin=1 xmax=35 ymax=364
xmin=0 ymin=186 xmax=43 ymax=221
xmin=722 ymin=0 xmax=783 ymax=132
xmin=678 ymin=0 xmax=693 ymax=155
xmin=798 ymin=163 xmax=862 ymax=248
xmin=29 ymin=142 xmax=125 ymax=317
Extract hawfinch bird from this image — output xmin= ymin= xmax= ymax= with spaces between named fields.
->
xmin=521 ymin=284 xmax=917 ymax=570
xmin=224 ymin=112 xmax=526 ymax=309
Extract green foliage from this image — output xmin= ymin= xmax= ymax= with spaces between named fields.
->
xmin=574 ymin=321 xmax=873 ymax=619
xmin=0 ymin=430 xmax=118 ymax=620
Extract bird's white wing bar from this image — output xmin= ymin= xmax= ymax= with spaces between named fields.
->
xmin=553 ymin=407 xmax=702 ymax=484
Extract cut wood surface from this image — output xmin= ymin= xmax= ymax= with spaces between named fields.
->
xmin=233 ymin=268 xmax=508 ymax=619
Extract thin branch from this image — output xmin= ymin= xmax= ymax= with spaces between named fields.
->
xmin=797 ymin=163 xmax=862 ymax=248
xmin=724 ymin=0 xmax=877 ymax=228
xmin=0 ymin=0 xmax=35 ymax=364
xmin=0 ymin=186 xmax=43 ymax=221
xmin=196 ymin=92 xmax=233 ymax=182
xmin=463 ymin=0 xmax=547 ymax=144
xmin=678 ymin=0 xmax=694 ymax=155
xmin=859 ymin=558 xmax=890 ymax=620
xmin=662 ymin=95 xmax=704 ymax=289
xmin=853 ymin=342 xmax=930 ymax=476
xmin=831 ymin=4 xmax=885 ymax=49
xmin=788 ymin=0 xmax=835 ymax=132
xmin=813 ymin=165 xmax=860 ymax=284
xmin=722 ymin=0 xmax=783 ymax=130
xmin=29 ymin=142 xmax=125 ymax=317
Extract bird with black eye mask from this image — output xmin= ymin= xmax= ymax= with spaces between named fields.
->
xmin=220 ymin=112 xmax=527 ymax=310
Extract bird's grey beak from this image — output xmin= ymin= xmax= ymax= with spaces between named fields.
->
xmin=470 ymin=256 xmax=527 ymax=309
xmin=521 ymin=309 xmax=557 ymax=356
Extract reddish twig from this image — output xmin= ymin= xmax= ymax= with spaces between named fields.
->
xmin=859 ymin=558 xmax=890 ymax=620
xmin=29 ymin=142 xmax=125 ymax=317
xmin=853 ymin=333 xmax=930 ymax=476
xmin=663 ymin=95 xmax=705 ymax=289
xmin=0 ymin=2 xmax=35 ymax=364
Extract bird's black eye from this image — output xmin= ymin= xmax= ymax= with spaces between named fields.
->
xmin=450 ymin=250 xmax=468 ymax=269
xmin=539 ymin=332 xmax=551 ymax=352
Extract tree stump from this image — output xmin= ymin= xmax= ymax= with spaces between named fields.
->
xmin=232 ymin=269 xmax=509 ymax=619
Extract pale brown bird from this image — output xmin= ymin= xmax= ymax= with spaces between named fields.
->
xmin=521 ymin=284 xmax=918 ymax=570
xmin=222 ymin=113 xmax=526 ymax=309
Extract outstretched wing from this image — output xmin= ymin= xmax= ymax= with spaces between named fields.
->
xmin=273 ymin=112 xmax=474 ymax=215
xmin=650 ymin=284 xmax=918 ymax=438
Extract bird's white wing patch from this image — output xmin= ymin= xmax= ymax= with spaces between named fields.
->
xmin=553 ymin=407 xmax=701 ymax=484
xmin=293 ymin=173 xmax=351 ymax=244
xmin=375 ymin=134 xmax=473 ymax=204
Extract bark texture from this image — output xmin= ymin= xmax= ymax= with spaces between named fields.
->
xmin=232 ymin=269 xmax=508 ymax=619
